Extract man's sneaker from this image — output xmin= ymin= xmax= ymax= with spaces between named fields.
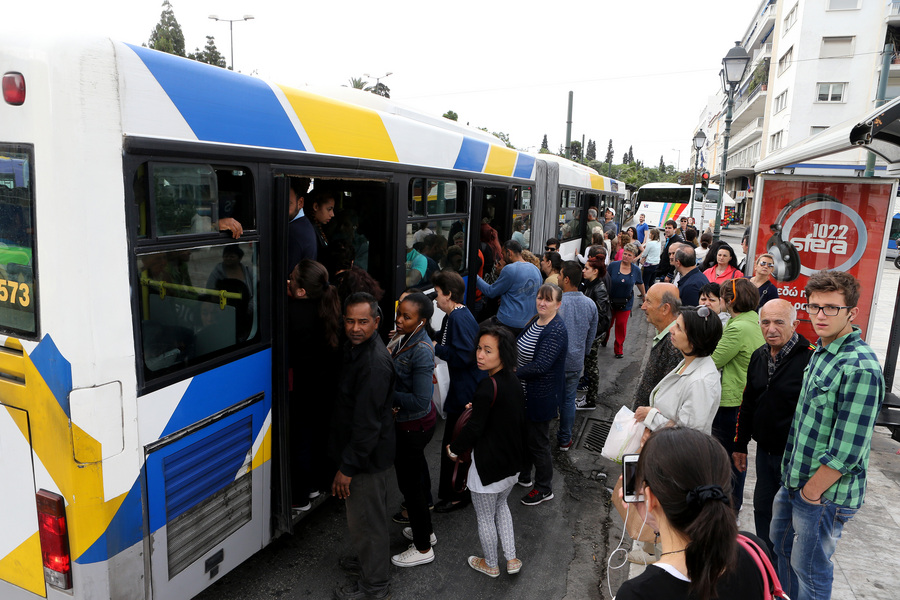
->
xmin=391 ymin=544 xmax=434 ymax=568
xmin=558 ymin=440 xmax=573 ymax=452
xmin=521 ymin=488 xmax=554 ymax=506
xmin=333 ymin=582 xmax=391 ymax=599
xmin=516 ymin=478 xmax=533 ymax=488
xmin=402 ymin=527 xmax=437 ymax=546
xmin=291 ymin=501 xmax=311 ymax=515
xmin=575 ymin=398 xmax=596 ymax=411
xmin=309 ymin=490 xmax=321 ymax=500
xmin=391 ymin=511 xmax=410 ymax=525
xmin=577 ymin=379 xmax=589 ymax=392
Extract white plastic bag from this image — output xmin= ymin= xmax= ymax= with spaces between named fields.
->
xmin=601 ymin=406 xmax=646 ymax=464
xmin=432 ymin=357 xmax=450 ymax=419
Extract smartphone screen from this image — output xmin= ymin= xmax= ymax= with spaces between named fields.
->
xmin=622 ymin=454 xmax=644 ymax=502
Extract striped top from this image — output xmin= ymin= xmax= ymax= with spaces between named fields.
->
xmin=517 ymin=320 xmax=545 ymax=368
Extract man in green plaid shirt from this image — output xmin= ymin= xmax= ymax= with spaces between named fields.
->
xmin=770 ymin=270 xmax=884 ymax=600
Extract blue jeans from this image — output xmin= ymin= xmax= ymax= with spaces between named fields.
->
xmin=770 ymin=486 xmax=857 ymax=600
xmin=753 ymin=449 xmax=783 ymax=554
xmin=557 ymin=370 xmax=582 ymax=446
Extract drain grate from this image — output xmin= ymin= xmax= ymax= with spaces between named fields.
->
xmin=578 ymin=418 xmax=612 ymax=453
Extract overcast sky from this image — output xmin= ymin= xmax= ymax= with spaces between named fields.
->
xmin=12 ymin=0 xmax=762 ymax=170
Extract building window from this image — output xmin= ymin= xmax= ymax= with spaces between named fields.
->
xmin=826 ymin=0 xmax=859 ymax=9
xmin=783 ymin=4 xmax=798 ymax=33
xmin=774 ymin=90 xmax=788 ymax=113
xmin=810 ymin=126 xmax=828 ymax=136
xmin=820 ymin=36 xmax=854 ymax=59
xmin=778 ymin=47 xmax=793 ymax=76
xmin=816 ymin=82 xmax=845 ymax=103
xmin=770 ymin=130 xmax=784 ymax=152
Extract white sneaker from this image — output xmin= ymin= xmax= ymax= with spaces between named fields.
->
xmin=308 ymin=491 xmax=321 ymax=500
xmin=402 ymin=527 xmax=437 ymax=546
xmin=391 ymin=544 xmax=435 ymax=567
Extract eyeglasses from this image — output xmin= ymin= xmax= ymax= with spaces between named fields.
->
xmin=802 ymin=304 xmax=852 ymax=316
xmin=758 ymin=261 xmax=775 ymax=267
xmin=697 ymin=305 xmax=711 ymax=319
xmin=545 ymin=246 xmax=556 ymax=251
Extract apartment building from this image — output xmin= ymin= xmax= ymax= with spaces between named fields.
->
xmin=692 ymin=0 xmax=891 ymax=222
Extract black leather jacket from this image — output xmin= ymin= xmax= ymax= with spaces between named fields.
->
xmin=583 ymin=277 xmax=611 ymax=334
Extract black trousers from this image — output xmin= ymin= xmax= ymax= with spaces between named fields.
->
xmin=345 ymin=470 xmax=391 ymax=594
xmin=394 ymin=425 xmax=436 ymax=551
xmin=521 ymin=419 xmax=553 ymax=494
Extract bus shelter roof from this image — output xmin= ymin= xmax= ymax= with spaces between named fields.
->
xmin=756 ymin=94 xmax=900 ymax=175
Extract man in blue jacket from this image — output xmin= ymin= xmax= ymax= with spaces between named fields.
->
xmin=674 ymin=245 xmax=708 ymax=306
xmin=476 ymin=240 xmax=542 ymax=335
xmin=557 ymin=261 xmax=598 ymax=453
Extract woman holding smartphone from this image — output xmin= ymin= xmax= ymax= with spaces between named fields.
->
xmin=614 ymin=428 xmax=772 ymax=600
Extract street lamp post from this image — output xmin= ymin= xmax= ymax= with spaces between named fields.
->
xmin=208 ymin=14 xmax=254 ymax=71
xmin=364 ymin=72 xmax=393 ymax=91
xmin=714 ymin=42 xmax=751 ymax=241
xmin=689 ymin=130 xmax=707 ymax=223
xmin=671 ymin=148 xmax=681 ymax=172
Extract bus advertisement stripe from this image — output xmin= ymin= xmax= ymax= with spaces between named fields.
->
xmin=125 ymin=44 xmax=304 ymax=152
xmin=453 ymin=137 xmax=490 ymax=172
xmin=513 ymin=153 xmax=536 ymax=179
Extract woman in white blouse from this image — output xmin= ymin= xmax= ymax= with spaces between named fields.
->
xmin=635 ymin=305 xmax=723 ymax=435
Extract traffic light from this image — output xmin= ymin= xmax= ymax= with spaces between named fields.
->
xmin=700 ymin=171 xmax=710 ymax=196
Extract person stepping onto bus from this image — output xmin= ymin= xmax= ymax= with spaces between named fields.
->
xmin=331 ymin=293 xmax=395 ymax=600
xmin=476 ymin=240 xmax=542 ymax=337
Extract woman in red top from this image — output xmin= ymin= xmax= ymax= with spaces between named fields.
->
xmin=702 ymin=244 xmax=744 ymax=284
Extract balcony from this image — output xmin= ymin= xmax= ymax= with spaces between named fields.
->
xmin=725 ymin=141 xmax=761 ymax=175
xmin=730 ymin=117 xmax=765 ymax=148
xmin=751 ymin=42 xmax=772 ymax=66
xmin=744 ymin=0 xmax=777 ymax=50
xmin=731 ymin=83 xmax=768 ymax=132
xmin=889 ymin=1 xmax=900 ymax=24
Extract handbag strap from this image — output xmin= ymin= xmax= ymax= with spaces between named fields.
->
xmin=736 ymin=534 xmax=789 ymax=600
xmin=450 ymin=377 xmax=498 ymax=493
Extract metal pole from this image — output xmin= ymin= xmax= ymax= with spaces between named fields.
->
xmin=689 ymin=151 xmax=700 ymax=223
xmin=884 ymin=275 xmax=900 ymax=392
xmin=229 ymin=21 xmax=234 ymax=71
xmin=565 ymin=91 xmax=573 ymax=159
xmin=865 ymin=43 xmax=894 ymax=177
xmin=714 ymin=86 xmax=734 ymax=241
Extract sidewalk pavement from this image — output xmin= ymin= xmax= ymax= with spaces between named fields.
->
xmin=606 ymin=251 xmax=900 ymax=599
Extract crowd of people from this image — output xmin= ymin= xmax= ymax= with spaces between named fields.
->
xmin=286 ymin=197 xmax=884 ymax=600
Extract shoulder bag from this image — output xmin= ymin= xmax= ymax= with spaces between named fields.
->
xmin=450 ymin=376 xmax=497 ymax=492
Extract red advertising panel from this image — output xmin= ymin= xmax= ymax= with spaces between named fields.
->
xmin=754 ymin=176 xmax=894 ymax=342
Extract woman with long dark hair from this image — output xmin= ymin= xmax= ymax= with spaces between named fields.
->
xmin=389 ymin=292 xmax=439 ymax=567
xmin=702 ymin=243 xmax=743 ymax=284
xmin=448 ymin=325 xmax=526 ymax=578
xmin=287 ymin=260 xmax=342 ymax=511
xmin=614 ymin=427 xmax=771 ymax=600
xmin=578 ymin=258 xmax=611 ymax=411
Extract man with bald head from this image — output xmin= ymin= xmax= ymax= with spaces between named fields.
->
xmin=733 ymin=299 xmax=814 ymax=553
xmin=633 ymin=283 xmax=683 ymax=409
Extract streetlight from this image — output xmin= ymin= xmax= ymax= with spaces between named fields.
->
xmin=714 ymin=41 xmax=751 ymax=241
xmin=363 ymin=72 xmax=392 ymax=92
xmin=671 ymin=148 xmax=681 ymax=172
xmin=689 ymin=130 xmax=707 ymax=222
xmin=208 ymin=14 xmax=254 ymax=71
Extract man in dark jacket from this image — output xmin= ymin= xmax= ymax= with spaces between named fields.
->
xmin=674 ymin=245 xmax=709 ymax=306
xmin=287 ymin=177 xmax=317 ymax=274
xmin=733 ymin=299 xmax=814 ymax=553
xmin=330 ymin=293 xmax=395 ymax=600
xmin=658 ymin=220 xmax=684 ymax=282
xmin=634 ymin=283 xmax=682 ymax=409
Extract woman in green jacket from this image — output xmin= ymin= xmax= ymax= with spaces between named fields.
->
xmin=711 ymin=278 xmax=765 ymax=513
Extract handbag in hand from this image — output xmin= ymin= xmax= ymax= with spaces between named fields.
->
xmin=450 ymin=376 xmax=497 ymax=492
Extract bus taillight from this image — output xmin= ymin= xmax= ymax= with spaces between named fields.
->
xmin=36 ymin=490 xmax=72 ymax=590
xmin=2 ymin=72 xmax=26 ymax=105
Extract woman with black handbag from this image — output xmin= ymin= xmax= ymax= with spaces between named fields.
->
xmin=606 ymin=242 xmax=646 ymax=358
xmin=447 ymin=325 xmax=526 ymax=578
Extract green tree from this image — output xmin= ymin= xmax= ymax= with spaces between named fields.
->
xmin=628 ymin=146 xmax=634 ymax=164
xmin=443 ymin=110 xmax=458 ymax=121
xmin=147 ymin=0 xmax=186 ymax=56
xmin=586 ymin=139 xmax=596 ymax=162
xmin=188 ymin=36 xmax=226 ymax=68
xmin=658 ymin=155 xmax=666 ymax=173
xmin=366 ymin=82 xmax=391 ymax=98
xmin=347 ymin=77 xmax=368 ymax=89
xmin=606 ymin=139 xmax=614 ymax=164
xmin=540 ymin=134 xmax=549 ymax=152
xmin=569 ymin=140 xmax=583 ymax=162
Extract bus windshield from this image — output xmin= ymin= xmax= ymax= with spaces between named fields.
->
xmin=0 ymin=145 xmax=37 ymax=338
xmin=636 ymin=185 xmax=690 ymax=205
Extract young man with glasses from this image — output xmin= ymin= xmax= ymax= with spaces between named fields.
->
xmin=770 ymin=270 xmax=884 ymax=600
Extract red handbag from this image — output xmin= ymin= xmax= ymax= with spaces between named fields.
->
xmin=450 ymin=377 xmax=497 ymax=492
xmin=737 ymin=534 xmax=790 ymax=600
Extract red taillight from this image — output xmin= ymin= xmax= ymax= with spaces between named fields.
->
xmin=36 ymin=490 xmax=72 ymax=590
xmin=3 ymin=72 xmax=26 ymax=105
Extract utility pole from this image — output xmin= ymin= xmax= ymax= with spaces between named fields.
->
xmin=865 ymin=43 xmax=894 ymax=177
xmin=565 ymin=91 xmax=573 ymax=159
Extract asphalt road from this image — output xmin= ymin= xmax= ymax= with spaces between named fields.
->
xmin=195 ymin=309 xmax=656 ymax=600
